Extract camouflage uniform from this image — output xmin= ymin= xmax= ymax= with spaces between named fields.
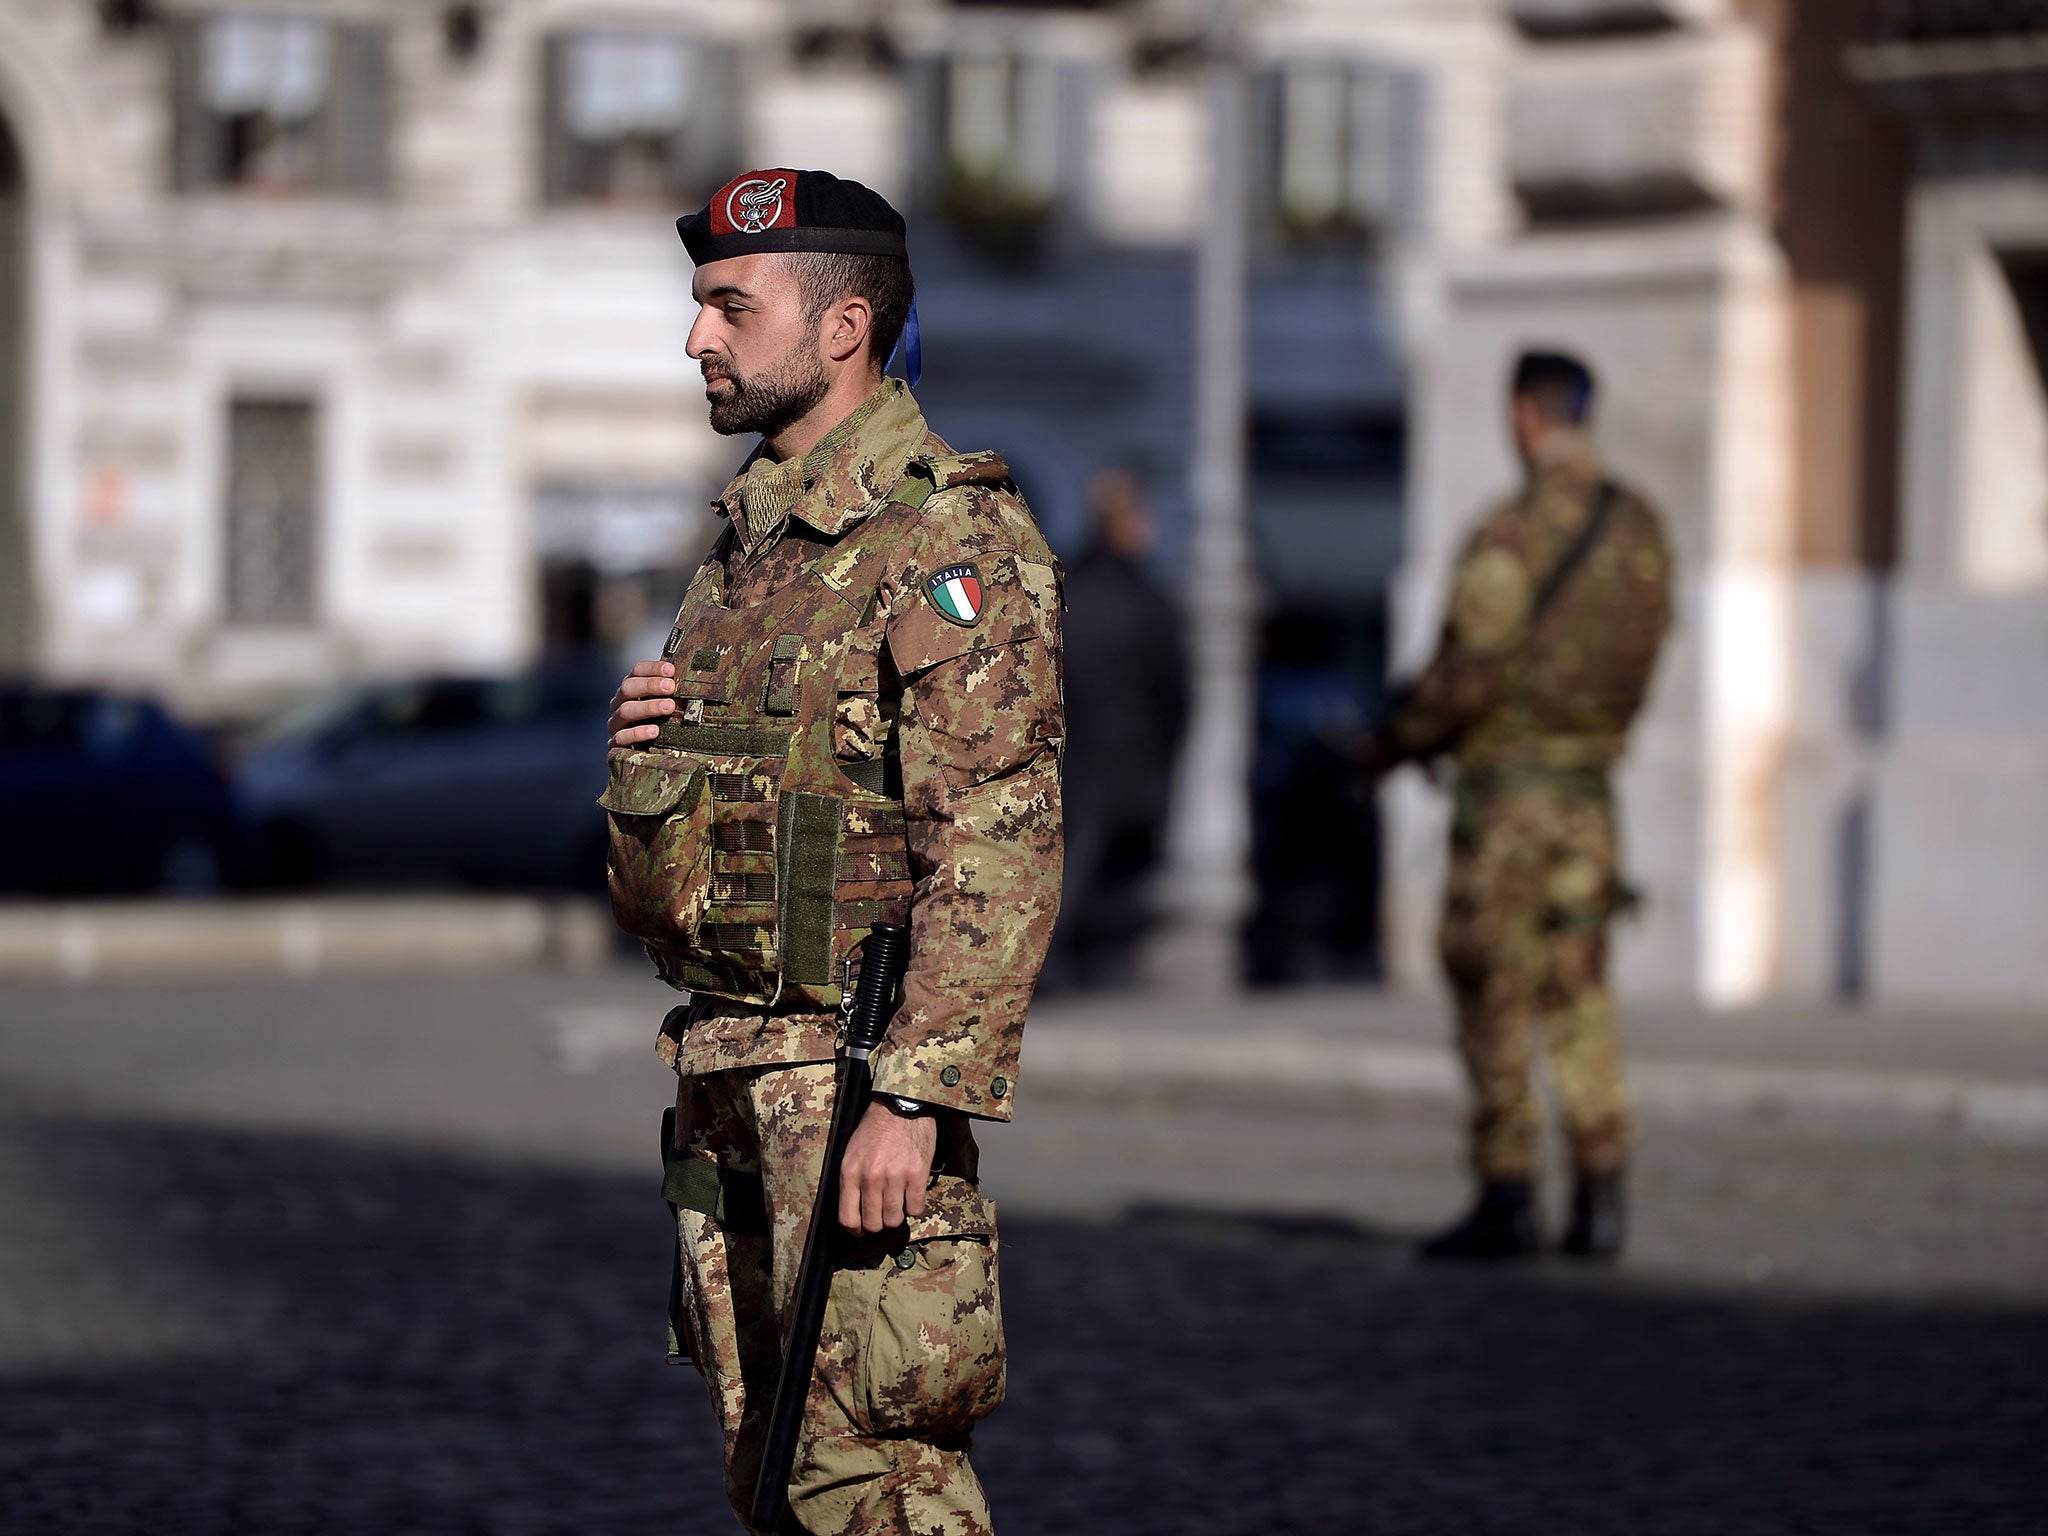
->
xmin=605 ymin=379 xmax=1062 ymax=1535
xmin=1386 ymin=428 xmax=1671 ymax=1181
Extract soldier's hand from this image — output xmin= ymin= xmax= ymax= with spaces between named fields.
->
xmin=609 ymin=660 xmax=676 ymax=747
xmin=838 ymin=1102 xmax=937 ymax=1234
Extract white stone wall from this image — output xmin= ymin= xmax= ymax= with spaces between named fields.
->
xmin=1874 ymin=171 xmax=2048 ymax=1006
xmin=1870 ymin=590 xmax=2048 ymax=1005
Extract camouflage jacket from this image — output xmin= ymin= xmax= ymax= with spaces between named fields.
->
xmin=1386 ymin=430 xmax=1672 ymax=773
xmin=606 ymin=380 xmax=1064 ymax=1120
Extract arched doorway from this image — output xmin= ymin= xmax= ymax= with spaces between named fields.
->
xmin=0 ymin=110 xmax=26 ymax=672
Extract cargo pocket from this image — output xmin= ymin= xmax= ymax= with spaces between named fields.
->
xmin=855 ymin=1185 xmax=1006 ymax=1438
xmin=600 ymin=748 xmax=710 ymax=946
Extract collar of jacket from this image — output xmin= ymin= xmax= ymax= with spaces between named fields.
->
xmin=713 ymin=379 xmax=932 ymax=543
xmin=1525 ymin=425 xmax=1602 ymax=491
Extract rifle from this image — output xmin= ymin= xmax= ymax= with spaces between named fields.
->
xmin=749 ymin=922 xmax=912 ymax=1532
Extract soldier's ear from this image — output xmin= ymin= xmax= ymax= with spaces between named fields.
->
xmin=824 ymin=294 xmax=873 ymax=365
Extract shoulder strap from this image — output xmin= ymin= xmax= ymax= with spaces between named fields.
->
xmin=888 ymin=450 xmax=1012 ymax=512
xmin=1531 ymin=480 xmax=1617 ymax=624
xmin=831 ymin=452 xmax=1016 ymax=605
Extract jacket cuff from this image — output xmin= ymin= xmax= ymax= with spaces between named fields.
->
xmin=868 ymin=975 xmax=1028 ymax=1120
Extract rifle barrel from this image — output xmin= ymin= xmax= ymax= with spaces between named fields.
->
xmin=748 ymin=925 xmax=910 ymax=1531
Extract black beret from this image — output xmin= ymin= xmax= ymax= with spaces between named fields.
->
xmin=1512 ymin=350 xmax=1597 ymax=413
xmin=678 ymin=169 xmax=909 ymax=265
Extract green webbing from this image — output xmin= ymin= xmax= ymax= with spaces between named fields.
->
xmin=662 ymin=1124 xmax=770 ymax=1235
xmin=671 ymin=954 xmax=774 ymax=1001
xmin=889 ymin=464 xmax=938 ymax=510
xmin=657 ymin=722 xmax=793 ymax=757
xmin=776 ymin=791 xmax=842 ymax=986
xmin=840 ymin=754 xmax=902 ymax=799
xmin=764 ymin=634 xmax=803 ymax=716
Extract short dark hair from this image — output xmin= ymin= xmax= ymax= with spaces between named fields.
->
xmin=787 ymin=252 xmax=915 ymax=372
xmin=1511 ymin=350 xmax=1596 ymax=424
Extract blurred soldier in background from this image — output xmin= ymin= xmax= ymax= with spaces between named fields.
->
xmin=1045 ymin=469 xmax=1187 ymax=989
xmin=1363 ymin=350 xmax=1672 ymax=1262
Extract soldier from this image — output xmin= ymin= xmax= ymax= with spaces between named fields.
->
xmin=603 ymin=170 xmax=1063 ymax=1533
xmin=1365 ymin=350 xmax=1671 ymax=1262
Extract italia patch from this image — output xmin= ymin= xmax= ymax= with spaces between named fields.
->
xmin=924 ymin=563 xmax=985 ymax=626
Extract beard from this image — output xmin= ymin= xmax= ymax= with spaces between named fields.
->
xmin=704 ymin=338 xmax=830 ymax=439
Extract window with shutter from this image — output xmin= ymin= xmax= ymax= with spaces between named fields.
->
xmin=168 ymin=12 xmax=389 ymax=196
xmin=1265 ymin=59 xmax=1425 ymax=249
xmin=931 ymin=50 xmax=1071 ymax=262
xmin=541 ymin=31 xmax=736 ymax=207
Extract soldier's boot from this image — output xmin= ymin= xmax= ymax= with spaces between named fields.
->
xmin=1560 ymin=1169 xmax=1625 ymax=1260
xmin=1418 ymin=1179 xmax=1539 ymax=1262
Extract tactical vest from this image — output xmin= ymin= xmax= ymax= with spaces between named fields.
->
xmin=599 ymin=453 xmax=1005 ymax=1011
xmin=1508 ymin=484 xmax=1671 ymax=748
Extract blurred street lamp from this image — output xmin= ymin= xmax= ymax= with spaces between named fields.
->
xmin=1144 ymin=0 xmax=1257 ymax=993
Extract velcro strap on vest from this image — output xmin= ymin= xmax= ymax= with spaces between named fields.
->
xmin=656 ymin=722 xmax=794 ymax=758
xmin=777 ymin=791 xmax=842 ymax=986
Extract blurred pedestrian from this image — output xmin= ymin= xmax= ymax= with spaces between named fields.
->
xmin=604 ymin=170 xmax=1064 ymax=1534
xmin=1045 ymin=469 xmax=1188 ymax=989
xmin=1362 ymin=350 xmax=1672 ymax=1261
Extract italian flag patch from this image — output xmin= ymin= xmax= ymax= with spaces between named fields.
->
xmin=924 ymin=563 xmax=985 ymax=626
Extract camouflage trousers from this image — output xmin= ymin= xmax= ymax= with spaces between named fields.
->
xmin=1438 ymin=777 xmax=1631 ymax=1180
xmin=667 ymin=1062 xmax=1006 ymax=1536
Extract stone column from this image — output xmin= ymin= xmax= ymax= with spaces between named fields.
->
xmin=1144 ymin=0 xmax=1257 ymax=993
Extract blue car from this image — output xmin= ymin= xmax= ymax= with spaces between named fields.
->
xmin=240 ymin=664 xmax=616 ymax=891
xmin=0 ymin=687 xmax=243 ymax=893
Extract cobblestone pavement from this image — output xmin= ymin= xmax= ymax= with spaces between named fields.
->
xmin=0 ymin=972 xmax=2044 ymax=1535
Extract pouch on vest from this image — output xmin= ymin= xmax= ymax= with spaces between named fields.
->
xmin=607 ymin=455 xmax=1003 ymax=1008
xmin=601 ymin=749 xmax=712 ymax=948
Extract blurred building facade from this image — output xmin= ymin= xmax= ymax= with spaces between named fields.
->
xmin=0 ymin=0 xmax=1431 ymax=981
xmin=0 ymin=0 xmax=2041 ymax=1005
xmin=0 ymin=0 xmax=1420 ymax=709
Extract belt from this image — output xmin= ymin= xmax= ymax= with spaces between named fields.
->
xmin=1454 ymin=763 xmax=1610 ymax=844
xmin=1458 ymin=763 xmax=1611 ymax=801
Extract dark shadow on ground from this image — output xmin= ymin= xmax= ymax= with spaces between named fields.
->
xmin=0 ymin=1115 xmax=2043 ymax=1535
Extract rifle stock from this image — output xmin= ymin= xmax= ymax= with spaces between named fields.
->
xmin=748 ymin=923 xmax=911 ymax=1532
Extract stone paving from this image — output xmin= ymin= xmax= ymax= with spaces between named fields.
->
xmin=0 ymin=971 xmax=2043 ymax=1534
